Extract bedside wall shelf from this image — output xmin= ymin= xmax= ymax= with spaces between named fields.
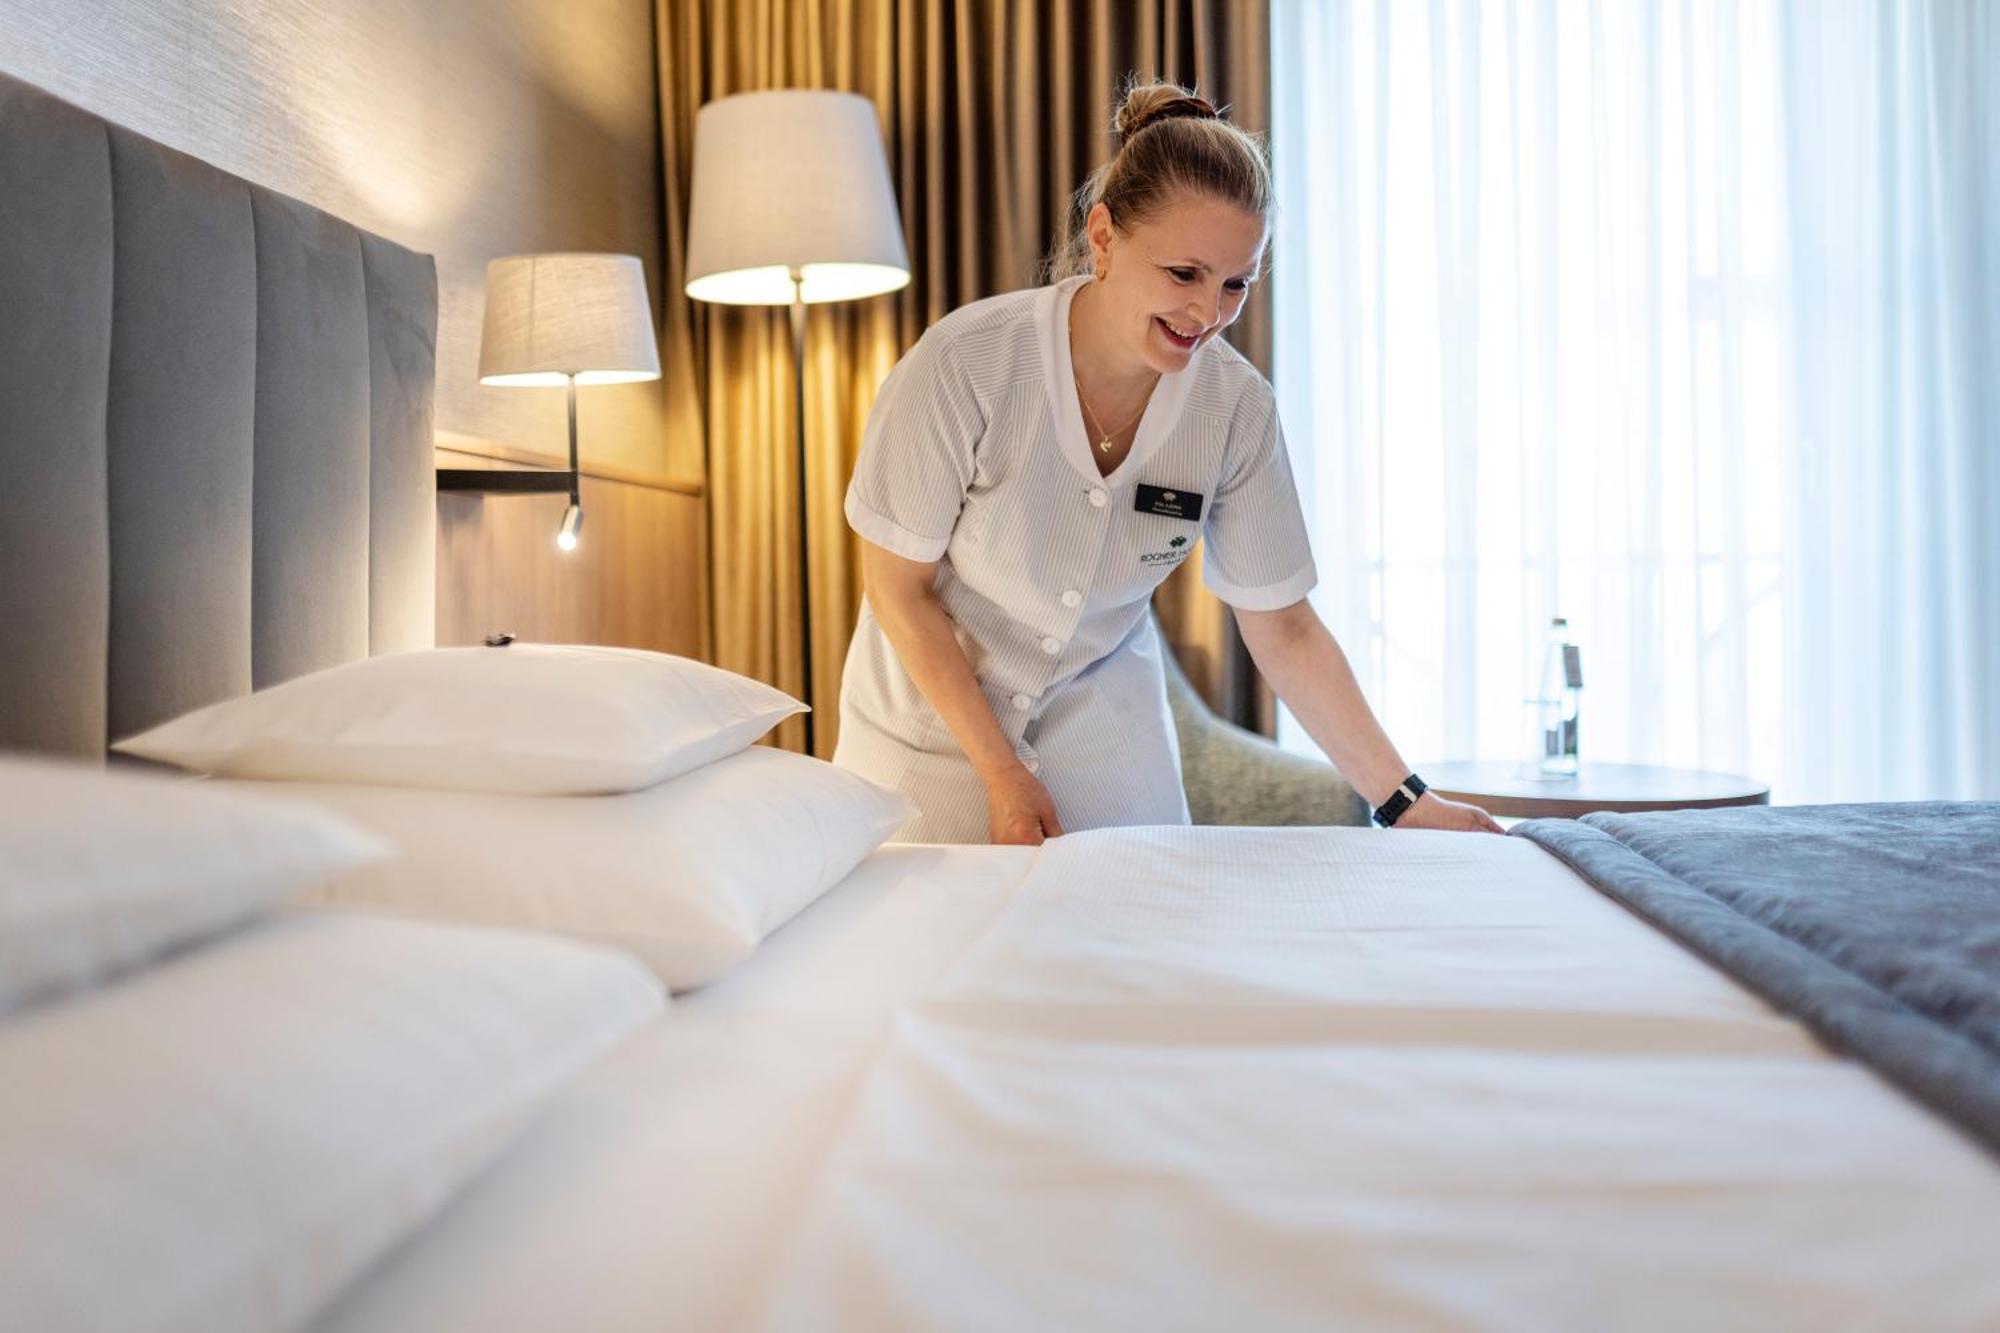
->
xmin=436 ymin=469 xmax=573 ymax=495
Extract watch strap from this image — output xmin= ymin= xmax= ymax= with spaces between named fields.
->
xmin=1371 ymin=773 xmax=1430 ymax=828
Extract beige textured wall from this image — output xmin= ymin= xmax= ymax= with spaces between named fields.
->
xmin=0 ymin=0 xmax=695 ymax=486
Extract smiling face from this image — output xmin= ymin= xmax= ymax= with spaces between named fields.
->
xmin=1085 ymin=192 xmax=1268 ymax=376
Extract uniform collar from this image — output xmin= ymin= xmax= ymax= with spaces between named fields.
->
xmin=1037 ymin=274 xmax=1200 ymax=490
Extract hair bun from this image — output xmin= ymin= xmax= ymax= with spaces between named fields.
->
xmin=1116 ymin=90 xmax=1220 ymax=146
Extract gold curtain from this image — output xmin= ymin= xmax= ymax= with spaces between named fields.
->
xmin=657 ymin=0 xmax=1275 ymax=756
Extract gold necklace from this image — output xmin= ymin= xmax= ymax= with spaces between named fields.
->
xmin=1069 ymin=286 xmax=1154 ymax=455
xmin=1078 ymin=388 xmax=1149 ymax=455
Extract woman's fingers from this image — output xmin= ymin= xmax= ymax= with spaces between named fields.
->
xmin=1457 ymin=802 xmax=1504 ymax=834
xmin=986 ymin=764 xmax=1064 ymax=844
xmin=988 ymin=773 xmax=1060 ymax=845
xmin=1401 ymin=794 xmax=1505 ymax=835
xmin=992 ymin=819 xmax=1044 ymax=846
xmin=1457 ymin=800 xmax=1503 ymax=833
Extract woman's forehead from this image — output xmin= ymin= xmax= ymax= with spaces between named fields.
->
xmin=1127 ymin=194 xmax=1267 ymax=274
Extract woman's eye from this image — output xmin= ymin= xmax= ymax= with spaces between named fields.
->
xmin=1224 ymin=279 xmax=1249 ymax=294
xmin=1169 ymin=268 xmax=1197 ymax=283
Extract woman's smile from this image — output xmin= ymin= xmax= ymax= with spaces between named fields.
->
xmin=1153 ymin=316 xmax=1205 ymax=351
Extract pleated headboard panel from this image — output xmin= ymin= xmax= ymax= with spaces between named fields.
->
xmin=0 ymin=72 xmax=436 ymax=757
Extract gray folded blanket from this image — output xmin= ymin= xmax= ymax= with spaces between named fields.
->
xmin=1514 ymin=802 xmax=2000 ymax=1159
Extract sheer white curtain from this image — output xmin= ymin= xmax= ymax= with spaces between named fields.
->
xmin=1269 ymin=0 xmax=1997 ymax=802
xmin=1777 ymin=1 xmax=1998 ymax=800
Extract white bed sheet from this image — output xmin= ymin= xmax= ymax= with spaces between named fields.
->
xmin=313 ymin=828 xmax=2000 ymax=1333
xmin=310 ymin=843 xmax=1038 ymax=1333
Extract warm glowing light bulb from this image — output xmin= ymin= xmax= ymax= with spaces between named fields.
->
xmin=556 ymin=501 xmax=583 ymax=552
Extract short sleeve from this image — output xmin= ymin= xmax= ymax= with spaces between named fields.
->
xmin=843 ymin=328 xmax=985 ymax=563
xmin=1201 ymin=381 xmax=1318 ymax=610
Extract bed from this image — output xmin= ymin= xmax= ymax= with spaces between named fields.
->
xmin=3 ymin=71 xmax=1997 ymax=1333
xmin=307 ymin=826 xmax=2000 ymax=1332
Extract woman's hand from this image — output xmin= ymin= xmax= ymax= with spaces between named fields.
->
xmin=984 ymin=763 xmax=1065 ymax=845
xmin=1397 ymin=792 xmax=1505 ymax=835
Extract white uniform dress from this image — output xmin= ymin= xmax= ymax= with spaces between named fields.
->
xmin=835 ymin=273 xmax=1318 ymax=843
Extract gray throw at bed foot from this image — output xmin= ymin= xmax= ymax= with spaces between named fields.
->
xmin=1514 ymin=802 xmax=2000 ymax=1160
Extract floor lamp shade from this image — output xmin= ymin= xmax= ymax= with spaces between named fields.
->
xmin=479 ymin=253 xmax=662 ymax=386
xmin=683 ymin=91 xmax=910 ymax=305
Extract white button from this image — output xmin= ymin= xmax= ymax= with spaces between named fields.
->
xmin=1011 ymin=693 xmax=1031 ymax=711
xmin=1040 ymin=636 xmax=1061 ymax=655
xmin=1024 ymin=759 xmax=1041 ymax=775
xmin=1060 ymin=589 xmax=1082 ymax=609
xmin=1087 ymin=487 xmax=1108 ymax=508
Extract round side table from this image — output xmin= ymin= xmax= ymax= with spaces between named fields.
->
xmin=1419 ymin=761 xmax=1770 ymax=820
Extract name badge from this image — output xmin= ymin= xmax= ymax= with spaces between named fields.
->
xmin=1135 ymin=484 xmax=1203 ymax=522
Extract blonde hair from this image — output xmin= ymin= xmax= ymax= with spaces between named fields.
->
xmin=1042 ymin=78 xmax=1273 ymax=282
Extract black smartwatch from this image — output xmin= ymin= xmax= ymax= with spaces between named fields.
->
xmin=1371 ymin=773 xmax=1429 ymax=828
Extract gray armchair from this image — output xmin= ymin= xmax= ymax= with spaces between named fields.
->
xmin=1159 ymin=636 xmax=1371 ymax=827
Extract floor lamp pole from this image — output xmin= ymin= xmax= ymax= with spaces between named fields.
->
xmin=788 ymin=272 xmax=815 ymax=757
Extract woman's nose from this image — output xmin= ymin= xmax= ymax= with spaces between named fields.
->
xmin=1187 ymin=288 xmax=1220 ymax=327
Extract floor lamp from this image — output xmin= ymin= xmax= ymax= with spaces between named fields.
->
xmin=684 ymin=90 xmax=910 ymax=756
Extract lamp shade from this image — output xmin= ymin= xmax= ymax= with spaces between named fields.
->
xmin=684 ymin=90 xmax=910 ymax=306
xmin=479 ymin=253 xmax=662 ymax=386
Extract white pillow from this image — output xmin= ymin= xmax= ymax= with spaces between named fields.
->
xmin=0 ymin=910 xmax=662 ymax=1333
xmin=112 ymin=643 xmax=805 ymax=795
xmin=0 ymin=755 xmax=387 ymax=1018
xmin=256 ymin=746 xmax=911 ymax=991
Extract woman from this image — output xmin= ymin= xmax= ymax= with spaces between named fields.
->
xmin=834 ymin=80 xmax=1502 ymax=844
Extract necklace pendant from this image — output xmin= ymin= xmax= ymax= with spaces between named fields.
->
xmin=1098 ymin=437 xmax=1112 ymax=454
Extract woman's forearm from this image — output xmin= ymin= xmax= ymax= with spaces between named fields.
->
xmin=1236 ymin=603 xmax=1413 ymax=808
xmin=867 ymin=583 xmax=1022 ymax=781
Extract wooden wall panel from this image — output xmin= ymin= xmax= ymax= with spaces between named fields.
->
xmin=436 ymin=469 xmax=708 ymax=658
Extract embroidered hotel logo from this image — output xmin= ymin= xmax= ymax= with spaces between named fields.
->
xmin=1142 ymin=534 xmax=1193 ymax=565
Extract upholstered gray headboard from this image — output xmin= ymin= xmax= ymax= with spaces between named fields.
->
xmin=0 ymin=72 xmax=436 ymax=758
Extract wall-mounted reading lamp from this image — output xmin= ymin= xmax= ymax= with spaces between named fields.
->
xmin=440 ymin=253 xmax=662 ymax=551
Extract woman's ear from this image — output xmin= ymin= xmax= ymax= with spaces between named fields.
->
xmin=1085 ymin=201 xmax=1115 ymax=278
